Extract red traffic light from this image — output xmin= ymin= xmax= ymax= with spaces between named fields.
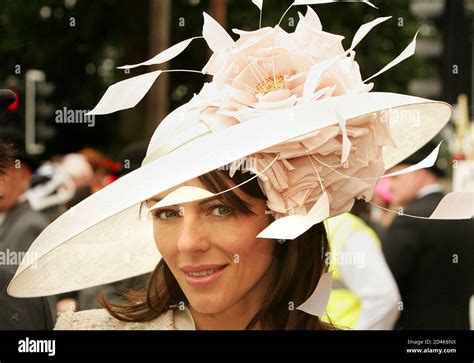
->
xmin=7 ymin=89 xmax=19 ymax=112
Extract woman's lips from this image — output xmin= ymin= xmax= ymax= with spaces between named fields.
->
xmin=182 ymin=264 xmax=228 ymax=287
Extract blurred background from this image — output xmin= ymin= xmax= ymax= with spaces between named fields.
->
xmin=1 ymin=0 xmax=472 ymax=160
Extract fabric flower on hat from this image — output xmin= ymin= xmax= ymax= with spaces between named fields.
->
xmin=197 ymin=7 xmax=396 ymax=218
xmin=203 ymin=8 xmax=373 ymax=118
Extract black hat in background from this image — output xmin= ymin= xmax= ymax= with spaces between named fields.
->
xmin=401 ymin=140 xmax=446 ymax=178
xmin=115 ymin=141 xmax=148 ymax=177
xmin=0 ymin=89 xmax=16 ymax=109
xmin=0 ymin=128 xmax=40 ymax=172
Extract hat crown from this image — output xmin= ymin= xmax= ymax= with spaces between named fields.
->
xmin=143 ymin=101 xmax=211 ymax=165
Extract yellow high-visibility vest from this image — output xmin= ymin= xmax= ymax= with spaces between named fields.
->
xmin=321 ymin=213 xmax=381 ymax=329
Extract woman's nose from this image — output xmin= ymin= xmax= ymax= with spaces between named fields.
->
xmin=176 ymin=211 xmax=211 ymax=254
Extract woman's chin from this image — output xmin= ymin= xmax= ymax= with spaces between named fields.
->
xmin=186 ymin=296 xmax=231 ymax=315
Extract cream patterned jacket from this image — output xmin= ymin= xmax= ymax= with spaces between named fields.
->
xmin=54 ymin=308 xmax=195 ymax=330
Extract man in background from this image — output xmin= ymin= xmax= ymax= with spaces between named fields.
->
xmin=0 ymin=128 xmax=48 ymax=274
xmin=0 ymin=89 xmax=53 ymax=329
xmin=383 ymin=141 xmax=474 ymax=329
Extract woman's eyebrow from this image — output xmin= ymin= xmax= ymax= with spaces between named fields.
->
xmin=147 ymin=195 xmax=224 ymax=205
xmin=199 ymin=195 xmax=224 ymax=205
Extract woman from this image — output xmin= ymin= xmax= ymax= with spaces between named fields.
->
xmin=9 ymin=4 xmax=454 ymax=330
xmin=55 ymin=166 xmax=333 ymax=330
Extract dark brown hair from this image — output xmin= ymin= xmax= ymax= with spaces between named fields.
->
xmin=99 ymin=166 xmax=334 ymax=330
xmin=0 ymin=141 xmax=14 ymax=175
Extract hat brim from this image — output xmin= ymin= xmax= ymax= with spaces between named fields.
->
xmin=8 ymin=92 xmax=451 ymax=297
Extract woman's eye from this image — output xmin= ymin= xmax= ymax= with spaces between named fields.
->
xmin=154 ymin=209 xmax=178 ymax=220
xmin=211 ymin=205 xmax=232 ymax=216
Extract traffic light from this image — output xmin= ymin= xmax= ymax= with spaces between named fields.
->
xmin=1 ymin=70 xmax=56 ymax=156
xmin=408 ymin=0 xmax=444 ymax=99
xmin=6 ymin=89 xmax=19 ymax=112
xmin=34 ymin=76 xmax=57 ymax=149
xmin=409 ymin=0 xmax=471 ymax=104
xmin=0 ymin=81 xmax=24 ymax=128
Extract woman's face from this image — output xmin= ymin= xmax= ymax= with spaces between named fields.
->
xmin=149 ymin=177 xmax=276 ymax=316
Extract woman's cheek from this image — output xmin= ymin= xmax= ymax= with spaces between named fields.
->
xmin=153 ymin=226 xmax=178 ymax=262
xmin=232 ymin=230 xmax=273 ymax=265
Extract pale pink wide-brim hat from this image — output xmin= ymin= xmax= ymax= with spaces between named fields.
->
xmin=8 ymin=4 xmax=453 ymax=298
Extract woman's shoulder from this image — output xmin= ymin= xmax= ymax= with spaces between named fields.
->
xmin=54 ymin=308 xmax=175 ymax=330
